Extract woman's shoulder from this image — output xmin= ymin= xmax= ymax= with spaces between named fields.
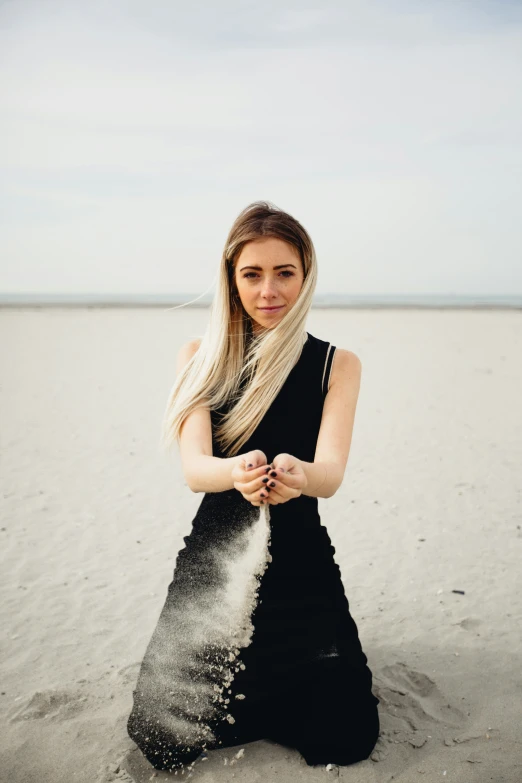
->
xmin=306 ymin=333 xmax=361 ymax=378
xmin=306 ymin=332 xmax=360 ymax=362
xmin=176 ymin=337 xmax=202 ymax=374
xmin=330 ymin=348 xmax=362 ymax=390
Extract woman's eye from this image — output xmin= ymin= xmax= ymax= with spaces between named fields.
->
xmin=243 ymin=271 xmax=294 ymax=279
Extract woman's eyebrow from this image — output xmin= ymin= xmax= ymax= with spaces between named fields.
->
xmin=239 ymin=263 xmax=297 ymax=271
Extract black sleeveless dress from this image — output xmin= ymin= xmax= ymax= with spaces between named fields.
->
xmin=127 ymin=332 xmax=380 ymax=770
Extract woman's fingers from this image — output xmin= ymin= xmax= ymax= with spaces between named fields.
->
xmin=239 ymin=468 xmax=270 ymax=493
xmin=236 ymin=462 xmax=301 ymax=507
xmin=243 ymin=449 xmax=267 ymax=470
xmin=268 ymin=467 xmax=298 ymax=489
xmin=234 ymin=467 xmax=271 ymax=506
xmin=234 ymin=466 xmax=269 ymax=493
xmin=259 ymin=479 xmax=298 ymax=505
xmin=245 ymin=481 xmax=282 ymax=506
xmin=264 ymin=488 xmax=285 ymax=504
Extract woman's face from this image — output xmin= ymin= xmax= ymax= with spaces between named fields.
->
xmin=234 ymin=237 xmax=304 ymax=332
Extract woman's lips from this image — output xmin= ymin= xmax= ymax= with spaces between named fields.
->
xmin=258 ymin=305 xmax=284 ymax=312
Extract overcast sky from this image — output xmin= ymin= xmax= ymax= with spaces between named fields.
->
xmin=1 ymin=0 xmax=521 ymax=296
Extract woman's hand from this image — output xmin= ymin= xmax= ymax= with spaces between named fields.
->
xmin=262 ymin=452 xmax=308 ymax=506
xmin=231 ymin=449 xmax=272 ymax=507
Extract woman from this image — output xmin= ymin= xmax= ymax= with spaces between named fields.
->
xmin=127 ymin=201 xmax=380 ymax=771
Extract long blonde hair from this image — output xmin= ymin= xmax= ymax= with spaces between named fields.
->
xmin=161 ymin=200 xmax=318 ymax=457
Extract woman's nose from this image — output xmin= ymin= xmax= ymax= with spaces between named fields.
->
xmin=260 ymin=279 xmax=278 ymax=297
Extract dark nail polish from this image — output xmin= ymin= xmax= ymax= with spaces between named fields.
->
xmin=247 ymin=463 xmax=253 ymax=468
xmin=260 ymin=492 xmax=265 ymax=497
xmin=270 ymin=471 xmax=277 ymax=477
xmin=270 ymin=481 xmax=276 ymax=487
xmin=264 ymin=467 xmax=270 ymax=473
xmin=266 ymin=486 xmax=271 ymax=492
xmin=262 ymin=477 xmax=268 ymax=483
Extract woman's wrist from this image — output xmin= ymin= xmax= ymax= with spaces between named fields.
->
xmin=299 ymin=460 xmax=339 ymax=499
xmin=309 ymin=463 xmax=328 ymax=496
xmin=186 ymin=454 xmax=241 ymax=493
xmin=295 ymin=457 xmax=310 ymax=491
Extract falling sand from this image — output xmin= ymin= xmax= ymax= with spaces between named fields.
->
xmin=126 ymin=502 xmax=272 ymax=769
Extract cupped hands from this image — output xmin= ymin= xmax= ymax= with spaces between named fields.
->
xmin=231 ymin=449 xmax=308 ymax=507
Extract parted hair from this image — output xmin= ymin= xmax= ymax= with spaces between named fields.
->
xmin=160 ymin=200 xmax=318 ymax=457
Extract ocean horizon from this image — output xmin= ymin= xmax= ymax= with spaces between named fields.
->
xmin=1 ymin=292 xmax=521 ymax=308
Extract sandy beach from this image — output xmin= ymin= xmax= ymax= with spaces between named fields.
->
xmin=1 ymin=306 xmax=520 ymax=783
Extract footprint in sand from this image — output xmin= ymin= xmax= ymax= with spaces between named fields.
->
xmin=95 ymin=760 xmax=136 ymax=783
xmin=118 ymin=662 xmax=141 ymax=686
xmin=96 ymin=748 xmax=155 ymax=783
xmin=9 ymin=688 xmax=88 ymax=723
xmin=454 ymin=616 xmax=482 ymax=632
xmin=371 ymin=661 xmax=467 ymax=759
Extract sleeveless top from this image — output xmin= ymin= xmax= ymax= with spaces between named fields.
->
xmin=211 ymin=331 xmax=335 ymax=461
xmin=198 ymin=332 xmax=336 ymax=533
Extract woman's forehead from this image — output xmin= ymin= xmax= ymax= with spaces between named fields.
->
xmin=236 ymin=238 xmax=300 ymax=267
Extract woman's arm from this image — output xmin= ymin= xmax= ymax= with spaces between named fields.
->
xmin=301 ymin=348 xmax=362 ymax=499
xmin=176 ymin=339 xmax=243 ymax=493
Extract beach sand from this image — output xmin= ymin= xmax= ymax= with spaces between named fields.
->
xmin=1 ymin=306 xmax=520 ymax=783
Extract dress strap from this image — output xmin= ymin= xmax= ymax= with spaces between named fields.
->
xmin=321 ymin=343 xmax=336 ymax=399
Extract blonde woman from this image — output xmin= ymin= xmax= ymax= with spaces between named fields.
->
xmin=127 ymin=201 xmax=380 ymax=771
